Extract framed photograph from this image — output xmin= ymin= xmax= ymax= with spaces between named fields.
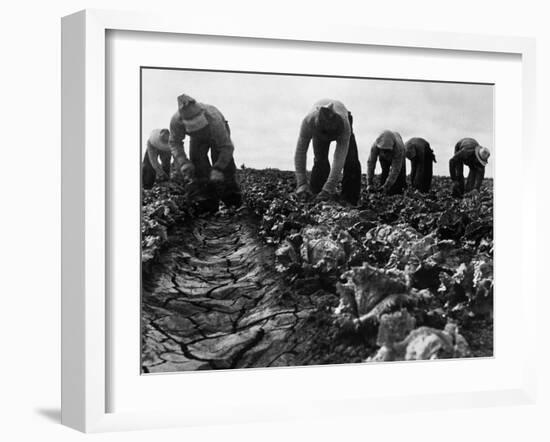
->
xmin=61 ymin=9 xmax=537 ymax=432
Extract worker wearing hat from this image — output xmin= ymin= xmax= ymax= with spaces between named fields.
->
xmin=294 ymin=99 xmax=362 ymax=205
xmin=168 ymin=94 xmax=242 ymax=211
xmin=366 ymin=130 xmax=407 ymax=195
xmin=405 ymin=137 xmax=437 ymax=193
xmin=449 ymin=137 xmax=491 ymax=197
xmin=142 ymin=128 xmax=172 ymax=190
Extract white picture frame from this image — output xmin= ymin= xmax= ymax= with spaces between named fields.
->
xmin=61 ymin=9 xmax=537 ymax=433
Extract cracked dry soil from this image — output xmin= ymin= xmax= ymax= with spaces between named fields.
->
xmin=142 ymin=211 xmax=325 ymax=373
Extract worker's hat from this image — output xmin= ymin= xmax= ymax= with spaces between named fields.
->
xmin=177 ymin=94 xmax=209 ymax=133
xmin=376 ymin=130 xmax=396 ymax=150
xmin=475 ymin=145 xmax=491 ymax=166
xmin=148 ymin=128 xmax=170 ymax=150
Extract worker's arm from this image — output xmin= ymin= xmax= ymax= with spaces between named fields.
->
xmin=409 ymin=158 xmax=418 ymax=187
xmin=366 ymin=144 xmax=379 ymax=187
xmin=473 ymin=166 xmax=485 ymax=190
xmin=168 ymin=114 xmax=189 ymax=169
xmin=382 ymin=135 xmax=406 ymax=190
xmin=146 ymin=142 xmax=166 ymax=177
xmin=294 ymin=117 xmax=313 ymax=189
xmin=449 ymin=151 xmax=466 ymax=193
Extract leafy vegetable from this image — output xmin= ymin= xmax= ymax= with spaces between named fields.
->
xmin=142 ymin=168 xmax=493 ymax=363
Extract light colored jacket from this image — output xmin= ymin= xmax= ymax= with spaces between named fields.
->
xmin=366 ymin=130 xmax=406 ymax=189
xmin=168 ymin=103 xmax=234 ymax=171
xmin=294 ymin=99 xmax=351 ymax=193
xmin=146 ymin=128 xmax=170 ymax=175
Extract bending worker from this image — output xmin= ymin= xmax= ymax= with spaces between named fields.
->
xmin=405 ymin=137 xmax=436 ymax=193
xmin=168 ymin=93 xmax=242 ymax=211
xmin=142 ymin=128 xmax=172 ymax=190
xmin=366 ymin=130 xmax=407 ymax=195
xmin=449 ymin=137 xmax=490 ymax=197
xmin=294 ymin=99 xmax=362 ymax=205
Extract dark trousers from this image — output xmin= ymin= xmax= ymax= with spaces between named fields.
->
xmin=379 ymin=158 xmax=407 ymax=195
xmin=142 ymin=151 xmax=171 ymax=189
xmin=410 ymin=158 xmax=433 ymax=193
xmin=451 ymin=161 xmax=485 ymax=196
xmin=465 ymin=166 xmax=484 ymax=192
xmin=310 ymin=114 xmax=362 ymax=205
xmin=189 ymin=139 xmax=242 ymax=211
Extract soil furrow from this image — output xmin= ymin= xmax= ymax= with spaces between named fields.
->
xmin=141 ymin=212 xmax=314 ymax=372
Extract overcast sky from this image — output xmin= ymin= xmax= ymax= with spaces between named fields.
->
xmin=142 ymin=68 xmax=494 ymax=177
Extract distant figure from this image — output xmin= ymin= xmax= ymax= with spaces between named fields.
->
xmin=449 ymin=138 xmax=490 ymax=197
xmin=169 ymin=93 xmax=242 ymax=211
xmin=294 ymin=99 xmax=362 ymax=205
xmin=405 ymin=137 xmax=436 ymax=193
xmin=366 ymin=130 xmax=407 ymax=195
xmin=142 ymin=128 xmax=172 ymax=190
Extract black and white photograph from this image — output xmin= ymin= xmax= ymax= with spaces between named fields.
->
xmin=140 ymin=68 xmax=494 ymax=373
xmin=3 ymin=0 xmax=549 ymax=438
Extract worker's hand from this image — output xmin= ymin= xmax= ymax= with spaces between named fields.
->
xmin=296 ymin=183 xmax=312 ymax=199
xmin=296 ymin=184 xmax=313 ymax=202
xmin=466 ymin=189 xmax=480 ymax=198
xmin=156 ymin=169 xmax=169 ymax=181
xmin=210 ymin=168 xmax=224 ymax=182
xmin=451 ymin=182 xmax=463 ymax=197
xmin=180 ymin=162 xmax=195 ymax=179
xmin=367 ymin=184 xmax=377 ymax=193
xmin=381 ymin=184 xmax=391 ymax=195
xmin=314 ymin=189 xmax=335 ymax=202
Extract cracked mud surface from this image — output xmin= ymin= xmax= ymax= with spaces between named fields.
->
xmin=141 ymin=211 xmax=327 ymax=373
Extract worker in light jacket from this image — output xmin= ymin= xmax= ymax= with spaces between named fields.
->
xmin=142 ymin=128 xmax=172 ymax=190
xmin=366 ymin=130 xmax=407 ymax=195
xmin=449 ymin=137 xmax=490 ymax=197
xmin=168 ymin=93 xmax=242 ymax=211
xmin=294 ymin=99 xmax=362 ymax=205
xmin=405 ymin=137 xmax=436 ymax=193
